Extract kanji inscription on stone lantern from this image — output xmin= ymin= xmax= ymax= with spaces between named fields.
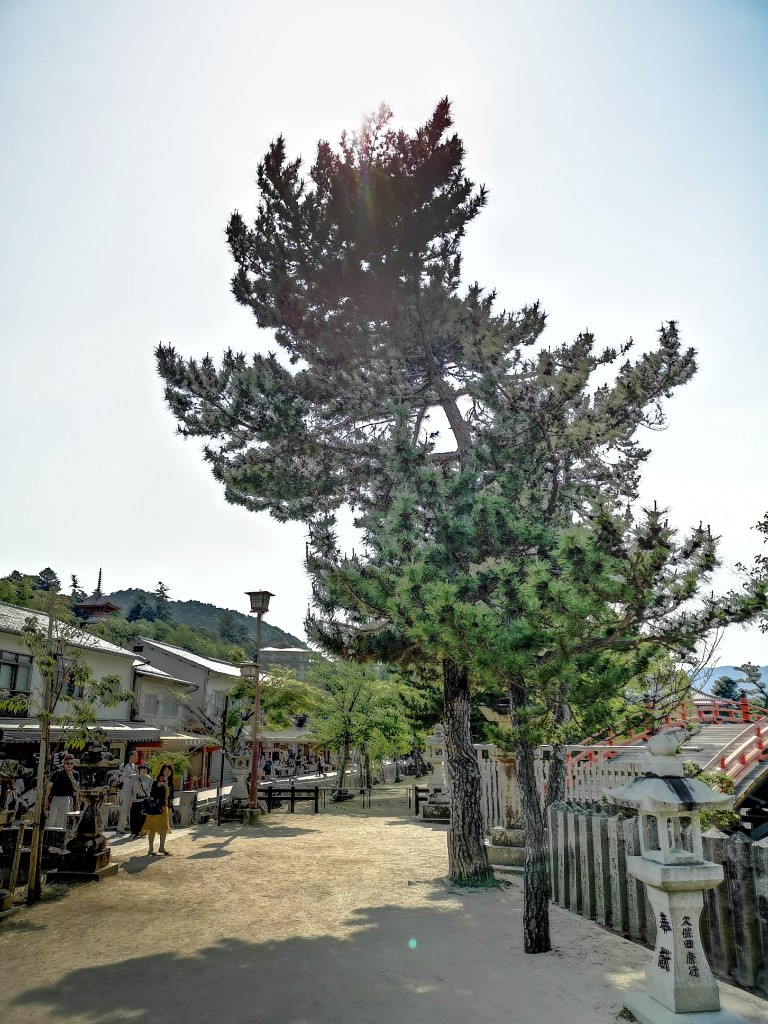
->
xmin=605 ymin=732 xmax=745 ymax=1024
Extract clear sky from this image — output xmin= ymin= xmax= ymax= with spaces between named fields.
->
xmin=1 ymin=1 xmax=766 ymax=663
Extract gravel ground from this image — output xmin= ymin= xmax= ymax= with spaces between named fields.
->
xmin=0 ymin=785 xmax=764 ymax=1024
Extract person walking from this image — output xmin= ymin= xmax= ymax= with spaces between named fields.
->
xmin=316 ymin=756 xmax=324 ymax=777
xmin=129 ymin=763 xmax=151 ymax=837
xmin=45 ymin=753 xmax=80 ymax=829
xmin=144 ymin=763 xmax=175 ymax=856
xmin=116 ymin=750 xmax=139 ymax=835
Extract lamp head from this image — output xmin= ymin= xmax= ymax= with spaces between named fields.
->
xmin=245 ymin=590 xmax=274 ymax=614
xmin=240 ymin=661 xmax=259 ymax=681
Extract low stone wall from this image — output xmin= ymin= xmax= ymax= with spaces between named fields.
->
xmin=547 ymin=801 xmax=768 ymax=996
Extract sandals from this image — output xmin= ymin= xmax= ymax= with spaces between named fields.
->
xmin=161 ymin=850 xmax=172 ymax=856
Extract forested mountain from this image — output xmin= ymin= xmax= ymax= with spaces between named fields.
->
xmin=105 ymin=589 xmax=304 ymax=649
xmin=0 ymin=568 xmax=306 ymax=665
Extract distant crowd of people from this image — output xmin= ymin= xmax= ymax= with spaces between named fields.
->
xmin=259 ymin=751 xmax=331 ymax=780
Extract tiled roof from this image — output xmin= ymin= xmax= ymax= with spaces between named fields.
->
xmin=133 ymin=660 xmax=197 ymax=689
xmin=137 ymin=637 xmax=241 ymax=677
xmin=0 ymin=602 xmax=135 ymax=660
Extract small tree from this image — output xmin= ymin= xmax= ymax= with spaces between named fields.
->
xmin=306 ymin=660 xmax=400 ymax=791
xmin=152 ymin=582 xmax=173 ymax=623
xmin=0 ymin=597 xmax=130 ymax=902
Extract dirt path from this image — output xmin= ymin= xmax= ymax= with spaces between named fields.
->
xmin=0 ymin=789 xmax=764 ymax=1024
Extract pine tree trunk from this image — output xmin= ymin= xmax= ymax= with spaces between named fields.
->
xmin=510 ymin=680 xmax=551 ymax=953
xmin=442 ymin=659 xmax=496 ymax=887
xmin=545 ymin=692 xmax=569 ymax=808
xmin=546 ymin=741 xmax=566 ymax=809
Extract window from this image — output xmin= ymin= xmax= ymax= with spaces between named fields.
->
xmin=143 ymin=693 xmax=160 ymax=716
xmin=159 ymin=698 xmax=178 ymax=718
xmin=208 ymin=692 xmax=226 ymax=717
xmin=0 ymin=650 xmax=33 ymax=717
xmin=61 ymin=659 xmax=84 ymax=699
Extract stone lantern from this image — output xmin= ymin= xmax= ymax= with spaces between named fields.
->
xmin=421 ymin=723 xmax=450 ymax=822
xmin=605 ymin=732 xmax=745 ymax=1024
xmin=56 ymin=734 xmax=119 ymax=882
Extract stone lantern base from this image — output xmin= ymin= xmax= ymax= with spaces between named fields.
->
xmin=624 ymin=991 xmax=746 ymax=1024
xmin=421 ymin=789 xmax=450 ymax=822
xmin=485 ymin=826 xmax=525 ymax=873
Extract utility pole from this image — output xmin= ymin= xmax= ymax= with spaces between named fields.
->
xmin=216 ymin=695 xmax=229 ymax=827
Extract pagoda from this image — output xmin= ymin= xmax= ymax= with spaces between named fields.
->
xmin=73 ymin=569 xmax=121 ymax=623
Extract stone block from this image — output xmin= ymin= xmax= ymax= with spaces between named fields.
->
xmin=623 ymin=990 xmax=747 ymax=1024
xmin=490 ymin=826 xmax=524 ymax=847
xmin=486 ymin=841 xmax=525 ymax=867
xmin=421 ymin=803 xmax=450 ymax=822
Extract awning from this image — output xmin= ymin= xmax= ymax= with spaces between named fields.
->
xmin=0 ymin=719 xmax=163 ymax=744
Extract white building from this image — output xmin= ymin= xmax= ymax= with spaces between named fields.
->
xmin=0 ymin=601 xmax=159 ymax=763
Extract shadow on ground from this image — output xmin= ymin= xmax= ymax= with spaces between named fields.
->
xmin=1 ymin=888 xmax=665 ymax=1024
xmin=5 ymin=897 xmax=532 ymax=1024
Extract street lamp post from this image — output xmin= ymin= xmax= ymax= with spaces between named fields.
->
xmin=243 ymin=591 xmax=274 ymax=823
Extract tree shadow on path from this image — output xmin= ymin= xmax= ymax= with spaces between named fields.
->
xmin=4 ymin=890 xmax=653 ymax=1024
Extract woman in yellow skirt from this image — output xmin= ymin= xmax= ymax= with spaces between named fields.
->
xmin=143 ymin=763 xmax=174 ymax=856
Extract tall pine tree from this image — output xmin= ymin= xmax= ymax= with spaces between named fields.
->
xmin=156 ymin=101 xmax=723 ymax=901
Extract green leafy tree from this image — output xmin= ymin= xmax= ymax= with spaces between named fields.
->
xmin=33 ymin=567 xmax=60 ymax=593
xmin=217 ymin=610 xmax=250 ymax=646
xmin=126 ymin=595 xmax=157 ymax=622
xmin=711 ymin=676 xmax=740 ymax=702
xmin=732 ymin=661 xmax=767 ymax=705
xmin=306 ymin=659 xmax=401 ymax=791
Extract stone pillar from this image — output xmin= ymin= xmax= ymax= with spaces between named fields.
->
xmin=567 ymin=805 xmax=582 ymax=915
xmin=578 ymin=808 xmax=596 ymax=920
xmin=421 ymin=724 xmax=450 ymax=822
xmin=592 ymin=810 xmax=612 ymax=927
xmin=752 ymin=837 xmax=768 ymax=996
xmin=556 ymin=803 xmax=570 ymax=910
xmin=547 ymin=803 xmax=560 ymax=905
xmin=702 ymin=828 xmax=736 ymax=980
xmin=624 ymin=816 xmax=645 ymax=942
xmin=607 ymin=812 xmax=629 ymax=936
xmin=496 ymin=754 xmax=521 ymax=828
xmin=725 ymin=833 xmax=761 ymax=989
xmin=605 ymin=732 xmax=746 ymax=1024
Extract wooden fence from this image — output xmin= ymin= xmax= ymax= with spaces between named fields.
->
xmin=547 ymin=801 xmax=768 ymax=996
xmin=475 ymin=745 xmax=645 ymax=834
